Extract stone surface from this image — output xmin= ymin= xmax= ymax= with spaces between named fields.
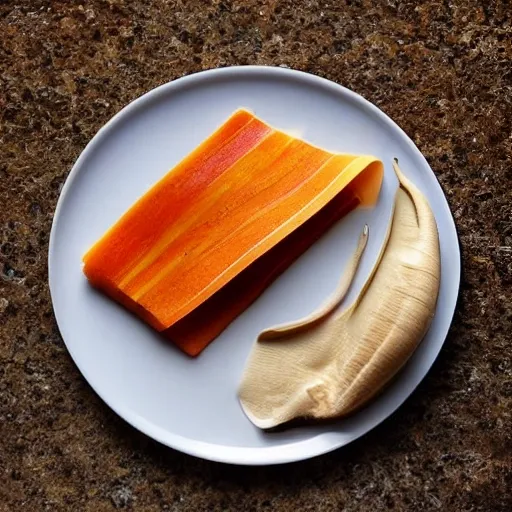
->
xmin=0 ymin=1 xmax=511 ymax=510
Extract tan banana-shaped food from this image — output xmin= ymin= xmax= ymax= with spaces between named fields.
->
xmin=238 ymin=160 xmax=441 ymax=429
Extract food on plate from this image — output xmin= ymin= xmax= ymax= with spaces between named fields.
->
xmin=82 ymin=109 xmax=383 ymax=354
xmin=238 ymin=160 xmax=441 ymax=428
xmin=164 ymin=186 xmax=359 ymax=356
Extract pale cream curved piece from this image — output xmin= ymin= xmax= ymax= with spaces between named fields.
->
xmin=238 ymin=160 xmax=441 ymax=429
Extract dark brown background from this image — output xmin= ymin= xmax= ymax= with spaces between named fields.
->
xmin=1 ymin=1 xmax=511 ymax=510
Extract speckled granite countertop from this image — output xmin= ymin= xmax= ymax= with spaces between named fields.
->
xmin=1 ymin=1 xmax=511 ymax=510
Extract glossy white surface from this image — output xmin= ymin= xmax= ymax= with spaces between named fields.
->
xmin=49 ymin=66 xmax=460 ymax=465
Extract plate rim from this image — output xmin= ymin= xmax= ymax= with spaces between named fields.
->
xmin=48 ymin=65 xmax=460 ymax=465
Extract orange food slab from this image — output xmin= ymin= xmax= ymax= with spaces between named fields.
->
xmin=83 ymin=109 xmax=383 ymax=339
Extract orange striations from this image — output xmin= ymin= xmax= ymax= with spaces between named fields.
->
xmin=83 ymin=109 xmax=383 ymax=337
xmin=124 ymin=136 xmax=331 ymax=301
xmin=83 ymin=110 xmax=269 ymax=286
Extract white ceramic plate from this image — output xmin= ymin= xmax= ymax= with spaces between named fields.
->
xmin=49 ymin=66 xmax=460 ymax=465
